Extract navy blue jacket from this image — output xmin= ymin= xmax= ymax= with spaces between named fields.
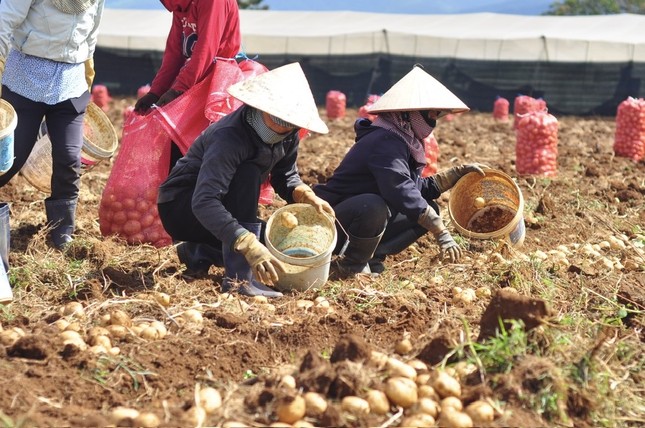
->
xmin=314 ymin=118 xmax=441 ymax=223
xmin=158 ymin=106 xmax=304 ymax=247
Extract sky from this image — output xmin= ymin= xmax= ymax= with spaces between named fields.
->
xmin=105 ymin=0 xmax=554 ymax=16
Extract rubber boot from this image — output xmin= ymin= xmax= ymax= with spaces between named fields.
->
xmin=337 ymin=232 xmax=384 ymax=277
xmin=45 ymin=198 xmax=77 ymax=249
xmin=176 ymin=241 xmax=223 ymax=277
xmin=0 ymin=203 xmax=11 ymax=303
xmin=221 ymin=222 xmax=283 ymax=298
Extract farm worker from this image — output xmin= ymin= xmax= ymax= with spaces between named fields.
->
xmin=0 ymin=0 xmax=105 ymax=249
xmin=133 ymin=0 xmax=241 ymax=170
xmin=314 ymin=64 xmax=487 ymax=275
xmin=157 ymin=62 xmax=333 ymax=298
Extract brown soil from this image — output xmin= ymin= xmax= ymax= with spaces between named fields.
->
xmin=0 ymin=99 xmax=643 ymax=427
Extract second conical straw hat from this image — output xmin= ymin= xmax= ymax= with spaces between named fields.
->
xmin=368 ymin=66 xmax=469 ymax=116
xmin=227 ymin=62 xmax=328 ymax=134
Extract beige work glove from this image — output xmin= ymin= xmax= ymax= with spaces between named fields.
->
xmin=0 ymin=56 xmax=5 ymax=96
xmin=418 ymin=206 xmax=462 ymax=263
xmin=433 ymin=163 xmax=488 ymax=193
xmin=293 ymin=184 xmax=335 ymax=217
xmin=234 ymin=232 xmax=286 ymax=285
xmin=84 ymin=58 xmax=95 ymax=91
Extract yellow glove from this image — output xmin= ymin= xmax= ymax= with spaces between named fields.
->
xmin=292 ymin=184 xmax=335 ymax=217
xmin=234 ymin=232 xmax=285 ymax=285
xmin=84 ymin=58 xmax=95 ymax=90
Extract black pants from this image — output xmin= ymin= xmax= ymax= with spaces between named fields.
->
xmin=158 ymin=162 xmax=263 ymax=248
xmin=331 ymin=193 xmax=430 ymax=257
xmin=0 ymin=87 xmax=89 ymax=201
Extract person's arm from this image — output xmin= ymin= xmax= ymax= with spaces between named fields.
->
xmin=0 ymin=0 xmax=31 ymax=58
xmin=170 ymin=0 xmax=237 ymax=93
xmin=149 ymin=13 xmax=186 ymax=97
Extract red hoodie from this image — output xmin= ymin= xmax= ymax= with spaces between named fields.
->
xmin=151 ymin=0 xmax=241 ymax=96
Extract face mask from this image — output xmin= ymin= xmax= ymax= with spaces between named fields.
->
xmin=409 ymin=111 xmax=435 ymax=140
xmin=246 ymin=108 xmax=290 ymax=145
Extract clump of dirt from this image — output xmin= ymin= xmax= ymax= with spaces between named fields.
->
xmin=478 ymin=289 xmax=551 ymax=341
xmin=8 ymin=334 xmax=51 ymax=360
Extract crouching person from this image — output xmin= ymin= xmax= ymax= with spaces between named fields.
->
xmin=157 ymin=63 xmax=333 ymax=298
xmin=314 ymin=65 xmax=486 ymax=276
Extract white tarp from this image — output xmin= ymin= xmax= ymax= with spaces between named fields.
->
xmin=98 ymin=9 xmax=645 ymax=63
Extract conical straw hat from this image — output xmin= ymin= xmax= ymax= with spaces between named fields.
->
xmin=368 ymin=66 xmax=469 ymax=117
xmin=227 ymin=62 xmax=328 ymax=134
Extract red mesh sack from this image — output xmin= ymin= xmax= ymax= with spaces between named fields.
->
xmin=493 ymin=96 xmax=509 ymax=121
xmin=326 ymin=90 xmax=346 ymax=120
xmin=137 ymin=85 xmax=151 ymax=99
xmin=513 ymin=95 xmax=547 ymax=129
xmin=203 ymin=58 xmax=247 ymax=123
xmin=99 ymin=112 xmax=173 ymax=247
xmin=358 ymin=94 xmax=380 ymax=121
xmin=614 ymin=97 xmax=645 ymax=161
xmin=91 ymin=84 xmax=111 ymax=112
xmin=515 ymin=111 xmax=559 ymax=177
xmin=421 ymin=133 xmax=440 ymax=178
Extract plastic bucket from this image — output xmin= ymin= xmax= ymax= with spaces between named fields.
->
xmin=448 ymin=169 xmax=525 ymax=247
xmin=0 ymin=99 xmax=17 ymax=174
xmin=265 ymin=203 xmax=337 ymax=292
xmin=20 ymin=102 xmax=118 ymax=193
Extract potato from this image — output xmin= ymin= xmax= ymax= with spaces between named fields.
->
xmin=366 ymin=390 xmax=389 ymax=415
xmin=465 ymin=400 xmax=495 ymax=423
xmin=198 ymin=387 xmax=222 ymax=413
xmin=341 ymin=396 xmax=370 ymax=415
xmin=474 ymin=197 xmax=486 ymax=208
xmin=275 ymin=395 xmax=305 ymax=424
xmin=280 ymin=211 xmax=299 ymax=228
xmin=304 ymin=392 xmax=327 ymax=415
xmin=433 ymin=371 xmax=462 ymax=398
xmin=384 ymin=376 xmax=418 ymax=408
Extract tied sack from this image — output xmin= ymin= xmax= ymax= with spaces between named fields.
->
xmin=613 ymin=97 xmax=645 ymax=161
xmin=515 ymin=110 xmax=559 ymax=177
xmin=421 ymin=133 xmax=440 ymax=178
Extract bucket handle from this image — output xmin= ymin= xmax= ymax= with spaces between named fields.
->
xmin=334 ymin=217 xmax=350 ymax=258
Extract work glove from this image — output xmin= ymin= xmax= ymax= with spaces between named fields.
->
xmin=234 ymin=232 xmax=286 ymax=285
xmin=293 ymin=184 xmax=335 ymax=218
xmin=156 ymin=88 xmax=183 ymax=107
xmin=433 ymin=163 xmax=488 ymax=193
xmin=0 ymin=56 xmax=5 ymax=96
xmin=134 ymin=92 xmax=160 ymax=114
xmin=418 ymin=206 xmax=462 ymax=263
xmin=84 ymin=58 xmax=95 ymax=91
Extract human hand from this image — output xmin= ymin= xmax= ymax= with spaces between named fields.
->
xmin=156 ymin=89 xmax=183 ymax=107
xmin=234 ymin=232 xmax=285 ymax=285
xmin=434 ymin=163 xmax=489 ymax=193
xmin=134 ymin=93 xmax=159 ymax=114
xmin=292 ymin=185 xmax=335 ymax=217
xmin=434 ymin=230 xmax=463 ymax=263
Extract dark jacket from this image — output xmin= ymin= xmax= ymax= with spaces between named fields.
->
xmin=314 ymin=118 xmax=442 ymax=223
xmin=158 ymin=106 xmax=304 ymax=247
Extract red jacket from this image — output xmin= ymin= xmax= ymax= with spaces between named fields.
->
xmin=151 ymin=0 xmax=240 ymax=95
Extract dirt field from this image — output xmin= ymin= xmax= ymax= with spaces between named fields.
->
xmin=0 ymin=99 xmax=643 ymax=428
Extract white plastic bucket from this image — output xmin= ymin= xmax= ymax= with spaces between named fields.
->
xmin=265 ymin=203 xmax=337 ymax=292
xmin=0 ymin=99 xmax=17 ymax=174
xmin=20 ymin=102 xmax=118 ymax=194
xmin=448 ymin=169 xmax=525 ymax=247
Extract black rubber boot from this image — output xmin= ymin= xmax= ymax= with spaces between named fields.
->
xmin=176 ymin=242 xmax=223 ymax=276
xmin=337 ymin=233 xmax=383 ymax=277
xmin=45 ymin=198 xmax=77 ymax=249
xmin=221 ymin=222 xmax=283 ymax=298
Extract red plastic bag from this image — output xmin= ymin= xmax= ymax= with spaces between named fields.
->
xmin=99 ymin=112 xmax=173 ymax=247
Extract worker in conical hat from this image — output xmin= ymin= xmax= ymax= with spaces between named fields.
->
xmin=315 ymin=64 xmax=487 ymax=275
xmin=157 ymin=62 xmax=333 ymax=298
